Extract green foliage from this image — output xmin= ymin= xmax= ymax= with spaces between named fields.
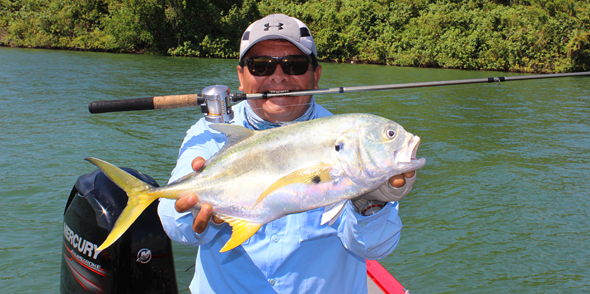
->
xmin=1 ymin=0 xmax=259 ymax=54
xmin=166 ymin=0 xmax=260 ymax=58
xmin=1 ymin=0 xmax=588 ymax=72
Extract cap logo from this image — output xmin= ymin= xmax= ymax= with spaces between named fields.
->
xmin=263 ymin=22 xmax=284 ymax=31
xmin=240 ymin=15 xmax=317 ymax=61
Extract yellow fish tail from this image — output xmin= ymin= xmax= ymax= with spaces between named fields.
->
xmin=85 ymin=157 xmax=159 ymax=251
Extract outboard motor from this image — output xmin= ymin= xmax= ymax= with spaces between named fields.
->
xmin=60 ymin=168 xmax=178 ymax=294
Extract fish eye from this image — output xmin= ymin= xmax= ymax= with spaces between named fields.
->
xmin=386 ymin=129 xmax=396 ymax=139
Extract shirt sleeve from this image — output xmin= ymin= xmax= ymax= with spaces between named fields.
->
xmin=157 ymin=121 xmax=227 ymax=246
xmin=337 ymin=200 xmax=403 ymax=260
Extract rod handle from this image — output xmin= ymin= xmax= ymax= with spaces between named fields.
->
xmin=88 ymin=94 xmax=202 ymax=113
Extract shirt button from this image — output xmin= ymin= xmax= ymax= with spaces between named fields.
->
xmin=272 ymin=236 xmax=280 ymax=242
xmin=361 ymin=222 xmax=367 ymax=227
xmin=269 ymin=279 xmax=276 ymax=285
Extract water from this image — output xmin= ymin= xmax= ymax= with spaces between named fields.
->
xmin=1 ymin=47 xmax=589 ymax=293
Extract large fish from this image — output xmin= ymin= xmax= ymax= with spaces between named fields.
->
xmin=87 ymin=113 xmax=426 ymax=252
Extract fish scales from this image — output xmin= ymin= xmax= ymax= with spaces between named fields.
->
xmin=85 ymin=113 xmax=426 ymax=252
xmin=194 ymin=118 xmax=339 ymax=213
xmin=193 ymin=124 xmax=338 ymax=220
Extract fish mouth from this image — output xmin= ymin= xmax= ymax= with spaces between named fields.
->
xmin=395 ymin=135 xmax=426 ymax=172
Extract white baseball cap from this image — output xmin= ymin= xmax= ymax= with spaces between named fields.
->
xmin=239 ymin=14 xmax=317 ymax=62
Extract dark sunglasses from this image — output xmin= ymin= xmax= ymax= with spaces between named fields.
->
xmin=241 ymin=55 xmax=312 ymax=76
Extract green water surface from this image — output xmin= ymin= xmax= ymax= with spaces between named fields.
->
xmin=1 ymin=47 xmax=589 ymax=293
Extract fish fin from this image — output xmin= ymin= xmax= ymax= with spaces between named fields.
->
xmin=321 ymin=200 xmax=347 ymax=226
xmin=209 ymin=124 xmax=256 ymax=147
xmin=252 ymin=163 xmax=333 ymax=207
xmin=97 ymin=196 xmax=154 ymax=251
xmin=218 ymin=215 xmax=262 ymax=253
xmin=85 ymin=158 xmax=159 ymax=251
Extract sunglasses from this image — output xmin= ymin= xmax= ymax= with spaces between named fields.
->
xmin=241 ymin=55 xmax=312 ymax=76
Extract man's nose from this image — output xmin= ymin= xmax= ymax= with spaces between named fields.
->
xmin=269 ymin=63 xmax=290 ymax=82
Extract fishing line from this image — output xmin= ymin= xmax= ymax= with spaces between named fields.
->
xmin=360 ymin=83 xmax=492 ymax=100
xmin=247 ymin=101 xmax=315 ymax=111
xmin=236 ymin=79 xmax=575 ymax=112
xmin=247 ymin=85 xmax=470 ymax=109
xmin=247 ymin=83 xmax=492 ymax=110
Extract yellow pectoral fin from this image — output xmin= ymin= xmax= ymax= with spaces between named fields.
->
xmin=252 ymin=163 xmax=333 ymax=207
xmin=219 ymin=216 xmax=262 ymax=253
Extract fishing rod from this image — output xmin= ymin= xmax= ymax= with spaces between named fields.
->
xmin=88 ymin=71 xmax=590 ymax=123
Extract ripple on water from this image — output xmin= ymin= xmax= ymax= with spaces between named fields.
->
xmin=2 ymin=48 xmax=590 ymax=292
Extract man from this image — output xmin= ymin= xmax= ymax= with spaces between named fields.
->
xmin=158 ymin=14 xmax=417 ymax=293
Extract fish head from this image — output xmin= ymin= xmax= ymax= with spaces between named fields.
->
xmin=334 ymin=115 xmax=426 ymax=188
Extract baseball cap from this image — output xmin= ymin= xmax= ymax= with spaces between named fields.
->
xmin=239 ymin=14 xmax=317 ymax=62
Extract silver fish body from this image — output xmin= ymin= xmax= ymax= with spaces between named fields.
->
xmin=87 ymin=113 xmax=426 ymax=252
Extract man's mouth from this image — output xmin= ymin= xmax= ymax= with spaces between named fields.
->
xmin=267 ymin=90 xmax=290 ymax=94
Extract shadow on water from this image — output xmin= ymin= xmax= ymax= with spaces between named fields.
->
xmin=1 ymin=47 xmax=589 ymax=292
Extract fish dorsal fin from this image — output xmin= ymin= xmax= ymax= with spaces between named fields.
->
xmin=321 ymin=200 xmax=347 ymax=226
xmin=252 ymin=163 xmax=333 ymax=208
xmin=217 ymin=215 xmax=262 ymax=253
xmin=209 ymin=123 xmax=256 ymax=147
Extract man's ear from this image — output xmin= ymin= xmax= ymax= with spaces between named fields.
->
xmin=313 ymin=65 xmax=322 ymax=89
xmin=237 ymin=65 xmax=245 ymax=91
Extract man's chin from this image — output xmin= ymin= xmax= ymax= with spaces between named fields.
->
xmin=266 ymin=96 xmax=292 ymax=104
xmin=260 ymin=104 xmax=303 ymax=122
xmin=260 ymin=96 xmax=304 ymax=109
xmin=250 ymin=95 xmax=312 ymax=121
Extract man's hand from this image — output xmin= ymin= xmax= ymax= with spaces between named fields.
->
xmin=356 ymin=170 xmax=418 ymax=203
xmin=174 ymin=157 xmax=223 ymax=234
xmin=389 ymin=171 xmax=416 ymax=188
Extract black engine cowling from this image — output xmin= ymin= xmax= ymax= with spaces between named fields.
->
xmin=60 ymin=168 xmax=178 ymax=293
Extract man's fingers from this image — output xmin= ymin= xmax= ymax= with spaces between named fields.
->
xmin=212 ymin=215 xmax=224 ymax=224
xmin=175 ymin=194 xmax=198 ymax=213
xmin=192 ymin=157 xmax=206 ymax=171
xmin=177 ymin=157 xmax=222 ymax=233
xmin=193 ymin=204 xmax=213 ymax=233
xmin=389 ymin=174 xmax=406 ymax=188
xmin=403 ymin=171 xmax=416 ymax=178
xmin=389 ymin=170 xmax=416 ymax=188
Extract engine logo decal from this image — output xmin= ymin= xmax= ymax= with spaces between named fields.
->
xmin=137 ymin=248 xmax=152 ymax=264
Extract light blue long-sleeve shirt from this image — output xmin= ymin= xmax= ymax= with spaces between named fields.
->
xmin=158 ymin=101 xmax=403 ymax=293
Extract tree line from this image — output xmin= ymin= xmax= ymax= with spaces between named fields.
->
xmin=1 ymin=0 xmax=588 ymax=73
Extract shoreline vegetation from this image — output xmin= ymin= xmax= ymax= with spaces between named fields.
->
xmin=1 ymin=0 xmax=588 ymax=73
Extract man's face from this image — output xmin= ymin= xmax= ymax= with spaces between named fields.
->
xmin=238 ymin=40 xmax=322 ymax=123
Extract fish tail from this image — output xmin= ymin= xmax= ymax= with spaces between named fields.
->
xmin=85 ymin=157 xmax=159 ymax=251
xmin=217 ymin=215 xmax=262 ymax=253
